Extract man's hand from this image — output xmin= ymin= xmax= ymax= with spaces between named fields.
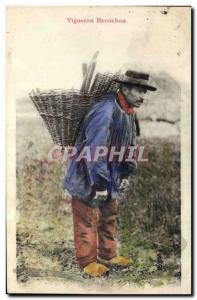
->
xmin=120 ymin=179 xmax=129 ymax=192
xmin=94 ymin=190 xmax=108 ymax=202
xmin=64 ymin=189 xmax=72 ymax=203
xmin=94 ymin=190 xmax=108 ymax=199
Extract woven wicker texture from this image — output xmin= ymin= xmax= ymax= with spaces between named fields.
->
xmin=29 ymin=72 xmax=123 ymax=146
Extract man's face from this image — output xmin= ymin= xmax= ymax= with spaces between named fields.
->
xmin=121 ymin=85 xmax=147 ymax=108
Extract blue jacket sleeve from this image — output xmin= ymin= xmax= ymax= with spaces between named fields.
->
xmin=82 ymin=102 xmax=113 ymax=191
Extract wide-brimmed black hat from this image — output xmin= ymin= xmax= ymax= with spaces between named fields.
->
xmin=113 ymin=70 xmax=157 ymax=91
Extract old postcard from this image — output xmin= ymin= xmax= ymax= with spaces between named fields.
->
xmin=6 ymin=6 xmax=192 ymax=294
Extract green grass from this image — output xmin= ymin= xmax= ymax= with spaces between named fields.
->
xmin=16 ymin=137 xmax=181 ymax=287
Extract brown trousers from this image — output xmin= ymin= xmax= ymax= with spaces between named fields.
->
xmin=72 ymin=197 xmax=119 ymax=268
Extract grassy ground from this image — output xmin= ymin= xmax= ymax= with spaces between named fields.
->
xmin=16 ymin=134 xmax=180 ymax=289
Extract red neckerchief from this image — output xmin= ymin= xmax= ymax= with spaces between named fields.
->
xmin=116 ymin=92 xmax=135 ymax=114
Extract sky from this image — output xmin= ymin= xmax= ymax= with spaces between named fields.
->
xmin=6 ymin=6 xmax=191 ymax=99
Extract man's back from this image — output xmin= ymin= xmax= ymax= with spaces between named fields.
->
xmin=62 ymin=92 xmax=136 ymax=202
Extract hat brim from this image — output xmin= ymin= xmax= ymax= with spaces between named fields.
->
xmin=113 ymin=79 xmax=157 ymax=91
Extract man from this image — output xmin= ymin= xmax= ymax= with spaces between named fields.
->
xmin=62 ymin=70 xmax=157 ymax=277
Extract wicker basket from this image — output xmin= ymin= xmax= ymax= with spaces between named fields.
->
xmin=90 ymin=71 xmax=123 ymax=97
xmin=29 ymin=72 xmax=123 ymax=147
